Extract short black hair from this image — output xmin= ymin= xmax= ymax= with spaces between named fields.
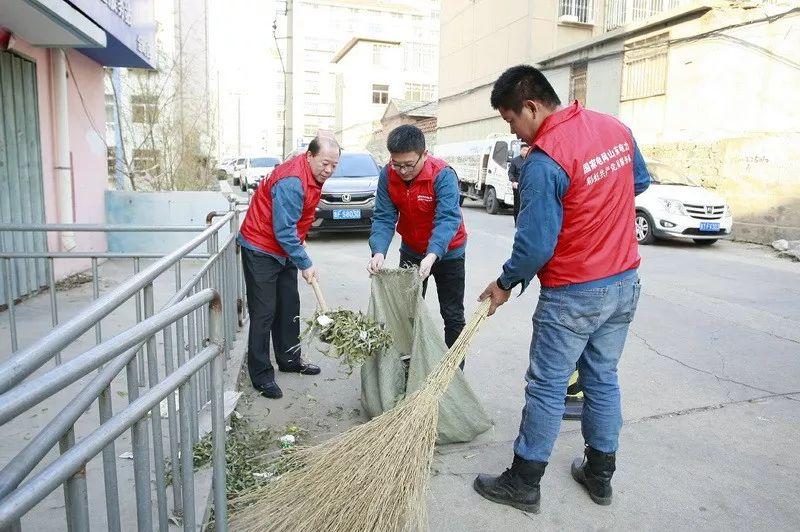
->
xmin=490 ymin=65 xmax=561 ymax=113
xmin=308 ymin=136 xmax=341 ymax=156
xmin=387 ymin=125 xmax=426 ymax=154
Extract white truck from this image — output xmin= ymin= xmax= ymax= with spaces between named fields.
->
xmin=433 ymin=135 xmax=523 ymax=214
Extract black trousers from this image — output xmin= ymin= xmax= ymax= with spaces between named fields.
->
xmin=241 ymin=247 xmax=303 ymax=387
xmin=512 ymin=186 xmax=520 ymax=226
xmin=400 ymin=251 xmax=466 ymax=351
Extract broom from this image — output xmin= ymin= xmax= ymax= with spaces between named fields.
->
xmin=228 ymin=298 xmax=492 ymax=531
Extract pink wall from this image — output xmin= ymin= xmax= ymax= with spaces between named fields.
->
xmin=12 ymin=39 xmax=108 ymax=278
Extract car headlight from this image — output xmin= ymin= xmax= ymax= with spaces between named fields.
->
xmin=659 ymin=198 xmax=687 ymax=216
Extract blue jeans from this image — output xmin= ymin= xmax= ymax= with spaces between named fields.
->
xmin=514 ymin=273 xmax=641 ymax=462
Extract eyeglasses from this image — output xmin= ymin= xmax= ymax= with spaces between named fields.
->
xmin=390 ymin=153 xmax=423 ymax=173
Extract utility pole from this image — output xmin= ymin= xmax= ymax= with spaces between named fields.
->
xmin=285 ymin=0 xmax=293 ymax=156
xmin=273 ymin=0 xmax=293 ymax=158
xmin=236 ymin=95 xmax=241 ymax=154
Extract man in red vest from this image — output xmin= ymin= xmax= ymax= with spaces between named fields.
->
xmin=238 ymin=136 xmax=341 ymax=399
xmin=367 ymin=125 xmax=468 ymax=358
xmin=473 ymin=66 xmax=650 ymax=512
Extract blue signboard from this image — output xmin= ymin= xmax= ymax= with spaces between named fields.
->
xmin=71 ymin=0 xmax=156 ymax=69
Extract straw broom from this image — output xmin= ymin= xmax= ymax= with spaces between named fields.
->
xmin=229 ymin=298 xmax=492 ymax=532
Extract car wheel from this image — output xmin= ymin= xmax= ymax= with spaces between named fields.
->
xmin=233 ymin=176 xmax=240 ymax=186
xmin=484 ymin=187 xmax=500 ymax=215
xmin=459 ymin=195 xmax=465 ymax=206
xmin=241 ymin=181 xmax=247 ymax=192
xmin=635 ymin=211 xmax=655 ymax=245
xmin=693 ymin=239 xmax=718 ymax=246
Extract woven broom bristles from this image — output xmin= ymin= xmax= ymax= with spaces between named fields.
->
xmin=228 ymin=299 xmax=492 ymax=532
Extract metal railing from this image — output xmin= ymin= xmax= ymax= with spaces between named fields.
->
xmin=0 ymin=205 xmax=247 ymax=531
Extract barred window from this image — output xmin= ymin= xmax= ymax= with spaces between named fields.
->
xmin=622 ymin=34 xmax=668 ymax=100
xmin=132 ymin=149 xmax=160 ymax=175
xmin=131 ymin=94 xmax=158 ymax=124
xmin=559 ymin=0 xmax=593 ymax=24
xmin=569 ymin=62 xmax=587 ymax=106
xmin=404 ymin=82 xmax=435 ymax=102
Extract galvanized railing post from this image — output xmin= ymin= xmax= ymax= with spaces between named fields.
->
xmin=186 ymin=288 xmax=200 ymax=444
xmin=47 ymin=257 xmax=61 ymax=365
xmin=162 ymin=322 xmax=183 ymax=516
xmin=208 ymin=294 xmax=227 ymax=531
xmin=59 ymin=428 xmax=90 ymax=531
xmin=133 ymin=258 xmax=146 ymax=383
xmin=91 ymin=257 xmax=102 ymax=345
xmin=143 ymin=282 xmax=169 ymax=531
xmin=3 ymin=258 xmax=18 ymax=353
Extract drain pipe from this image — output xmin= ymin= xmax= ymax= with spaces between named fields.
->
xmin=52 ymin=49 xmax=76 ymax=251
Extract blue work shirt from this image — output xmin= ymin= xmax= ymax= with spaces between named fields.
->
xmin=369 ymin=164 xmax=465 ymax=261
xmin=498 ymin=139 xmax=650 ymax=291
xmin=237 ymin=176 xmax=312 ymax=270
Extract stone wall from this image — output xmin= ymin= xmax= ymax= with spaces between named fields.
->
xmin=642 ymin=133 xmax=800 ymax=244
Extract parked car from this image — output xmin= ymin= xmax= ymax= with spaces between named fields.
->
xmin=228 ymin=157 xmax=246 ymax=185
xmin=240 ymin=156 xmax=281 ymax=191
xmin=216 ymin=157 xmax=237 ymax=179
xmin=635 ymin=161 xmax=733 ymax=246
xmin=310 ymin=152 xmax=381 ymax=234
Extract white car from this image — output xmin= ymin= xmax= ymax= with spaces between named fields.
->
xmin=635 ymin=161 xmax=732 ymax=246
xmin=238 ymin=156 xmax=281 ymax=191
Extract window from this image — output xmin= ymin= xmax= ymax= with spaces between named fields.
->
xmin=404 ymin=43 xmax=435 ymax=72
xmin=372 ymin=84 xmax=389 ymax=104
xmin=492 ymin=142 xmax=509 ymax=166
xmin=304 ymin=124 xmax=320 ymax=137
xmin=404 ymin=82 xmax=435 ymax=101
xmin=605 ymin=0 xmax=686 ymax=32
xmin=304 ymin=71 xmax=321 ymax=95
xmin=569 ymin=62 xmax=587 ymax=106
xmin=131 ymin=94 xmax=158 ymax=124
xmin=559 ymin=0 xmax=593 ymax=24
xmin=107 ymin=146 xmax=116 ymax=176
xmin=622 ymin=34 xmax=668 ymax=100
xmin=330 ymin=153 xmax=380 ymax=178
xmin=132 ymin=149 xmax=160 ymax=175
xmin=105 ymin=94 xmax=115 ymax=128
xmin=372 ymin=44 xmax=393 ymax=66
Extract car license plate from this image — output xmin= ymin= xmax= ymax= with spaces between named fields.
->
xmin=333 ymin=209 xmax=361 ymax=220
xmin=699 ymin=222 xmax=719 ymax=232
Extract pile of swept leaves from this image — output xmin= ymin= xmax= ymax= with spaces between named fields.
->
xmin=165 ymin=414 xmax=304 ymax=514
xmin=297 ymin=309 xmax=392 ymax=373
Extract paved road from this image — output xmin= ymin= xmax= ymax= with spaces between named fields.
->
xmin=230 ymin=186 xmax=800 ymax=530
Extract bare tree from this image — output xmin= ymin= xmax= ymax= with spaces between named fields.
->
xmin=110 ymin=39 xmax=216 ymax=192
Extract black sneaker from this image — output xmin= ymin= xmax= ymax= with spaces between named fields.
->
xmin=279 ymin=363 xmax=321 ymax=375
xmin=255 ymin=381 xmax=283 ymax=399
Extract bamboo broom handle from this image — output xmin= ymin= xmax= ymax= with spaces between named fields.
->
xmin=310 ymin=278 xmax=329 ymax=313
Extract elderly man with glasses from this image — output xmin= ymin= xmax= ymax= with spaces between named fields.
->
xmin=367 ymin=125 xmax=468 ymax=361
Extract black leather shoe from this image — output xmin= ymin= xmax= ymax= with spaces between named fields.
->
xmin=571 ymin=446 xmax=615 ymax=505
xmin=279 ymin=363 xmax=321 ymax=375
xmin=255 ymin=381 xmax=283 ymax=399
xmin=474 ymin=455 xmax=547 ymax=513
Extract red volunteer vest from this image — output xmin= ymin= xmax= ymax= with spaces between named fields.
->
xmin=239 ymin=154 xmax=322 ymax=257
xmin=387 ymin=156 xmax=468 ymax=256
xmin=534 ymin=101 xmax=640 ymax=287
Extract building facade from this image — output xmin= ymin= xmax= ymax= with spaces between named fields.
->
xmin=437 ymin=0 xmax=695 ymax=143
xmin=281 ymin=0 xmax=440 ymax=155
xmin=0 ymin=0 xmax=155 ymax=301
xmin=535 ymin=1 xmax=800 ymax=243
